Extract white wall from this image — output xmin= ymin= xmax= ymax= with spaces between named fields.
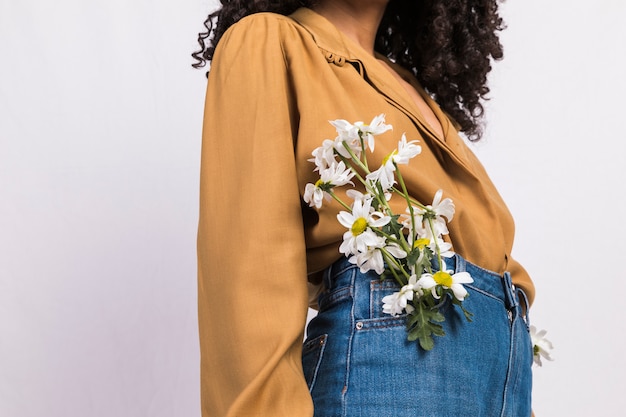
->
xmin=0 ymin=1 xmax=210 ymax=415
xmin=1 ymin=1 xmax=624 ymax=416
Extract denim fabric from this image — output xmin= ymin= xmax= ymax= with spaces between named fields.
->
xmin=303 ymin=254 xmax=532 ymax=417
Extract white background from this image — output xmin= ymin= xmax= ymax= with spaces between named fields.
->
xmin=1 ymin=1 xmax=624 ymax=416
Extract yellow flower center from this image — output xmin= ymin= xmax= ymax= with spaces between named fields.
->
xmin=351 ymin=217 xmax=368 ymax=236
xmin=433 ymin=271 xmax=453 ymax=288
xmin=381 ymin=151 xmax=396 ymax=166
xmin=413 ymin=238 xmax=430 ymax=249
xmin=314 ymin=179 xmax=323 ymax=187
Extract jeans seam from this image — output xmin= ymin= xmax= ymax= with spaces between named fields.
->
xmin=355 ymin=315 xmax=407 ymax=330
xmin=342 ymin=267 xmax=357 ymax=417
xmin=500 ymin=312 xmax=516 ymax=417
xmin=318 ymin=286 xmax=352 ymax=311
xmin=467 ymin=284 xmax=507 ymax=305
xmin=511 ymin=319 xmax=527 ymax=411
xmin=303 ymin=334 xmax=328 ymax=393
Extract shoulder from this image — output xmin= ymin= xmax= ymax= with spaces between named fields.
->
xmin=212 ymin=12 xmax=319 ymax=74
xmin=235 ymin=12 xmax=296 ymax=29
xmin=217 ymin=12 xmax=303 ymax=53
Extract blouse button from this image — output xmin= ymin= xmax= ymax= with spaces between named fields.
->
xmin=355 ymin=322 xmax=363 ymax=330
xmin=323 ymin=51 xmax=346 ymax=67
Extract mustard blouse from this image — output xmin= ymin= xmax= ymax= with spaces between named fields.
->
xmin=197 ymin=8 xmax=535 ymax=417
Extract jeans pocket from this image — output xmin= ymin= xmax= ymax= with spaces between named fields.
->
xmin=369 ymin=278 xmax=404 ymax=319
xmin=302 ymin=334 xmax=328 ymax=392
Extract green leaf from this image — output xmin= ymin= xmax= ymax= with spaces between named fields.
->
xmin=407 ymin=310 xmax=421 ymax=327
xmin=419 ymin=335 xmax=435 ymax=351
xmin=461 ymin=305 xmax=474 ymax=322
xmin=431 ymin=323 xmax=446 ymax=337
xmin=406 ymin=249 xmax=421 ymax=266
xmin=450 ymin=296 xmax=474 ymax=322
xmin=431 ymin=311 xmax=445 ymax=323
xmin=405 ymin=299 xmax=447 ymax=351
xmin=382 ymin=215 xmax=403 ymax=237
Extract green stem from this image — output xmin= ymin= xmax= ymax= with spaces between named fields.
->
xmin=359 ymin=134 xmax=368 ymax=167
xmin=340 ymin=141 xmax=370 ymax=174
xmin=373 ymin=227 xmax=403 ymax=243
xmin=336 ymin=154 xmax=369 ymax=191
xmin=427 ymin=217 xmax=444 ymax=271
xmin=336 ymin=152 xmax=392 ymax=216
xmin=328 ymin=190 xmax=352 ymax=211
xmin=394 ymin=163 xmax=416 ymax=252
xmin=388 ymin=186 xmax=428 ymax=211
xmin=381 ymin=248 xmax=411 ymax=284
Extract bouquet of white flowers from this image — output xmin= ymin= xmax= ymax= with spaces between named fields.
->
xmin=303 ymin=114 xmax=474 ymax=350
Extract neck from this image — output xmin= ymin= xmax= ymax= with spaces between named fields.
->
xmin=310 ymin=0 xmax=389 ymax=56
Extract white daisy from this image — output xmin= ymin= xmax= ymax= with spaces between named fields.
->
xmin=309 ymin=139 xmax=337 ymax=170
xmin=337 ymin=198 xmax=390 ymax=256
xmin=303 ymin=161 xmax=354 ymax=208
xmin=329 ymin=119 xmax=362 ymax=159
xmin=354 ymin=113 xmax=393 ymax=152
xmin=392 ymin=134 xmax=421 ymax=165
xmin=348 ymin=234 xmax=387 ymax=274
xmin=365 ymin=153 xmax=396 ymax=190
xmin=530 ymin=326 xmax=554 ymax=366
xmin=412 ymin=189 xmax=455 ymax=238
xmin=416 ymin=270 xmax=473 ymax=301
xmin=382 ymin=274 xmax=418 ymax=316
xmin=426 ymin=189 xmax=455 ymax=222
xmin=351 ymin=240 xmax=408 ymax=274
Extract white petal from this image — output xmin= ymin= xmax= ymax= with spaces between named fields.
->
xmin=450 ymin=283 xmax=469 ymax=301
xmin=337 ymin=211 xmax=356 ymax=228
xmin=368 ymin=214 xmax=391 ymax=228
xmin=329 ymin=119 xmax=355 ymax=136
xmin=452 ymin=271 xmax=473 ymax=285
xmin=303 ymin=183 xmax=318 ymax=208
xmin=366 ymin=134 xmax=376 ymax=152
xmin=351 ymin=198 xmax=370 ymax=218
xmin=416 ymin=275 xmax=436 ymax=290
xmin=385 ymin=244 xmax=407 ymax=259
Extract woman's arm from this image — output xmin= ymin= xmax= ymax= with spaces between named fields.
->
xmin=197 ymin=14 xmax=313 ymax=417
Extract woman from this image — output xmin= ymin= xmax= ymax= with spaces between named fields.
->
xmin=194 ymin=1 xmax=534 ymax=416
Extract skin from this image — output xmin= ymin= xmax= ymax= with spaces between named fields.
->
xmin=311 ymin=0 xmax=446 ymax=140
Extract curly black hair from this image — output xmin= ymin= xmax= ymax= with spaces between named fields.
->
xmin=192 ymin=0 xmax=505 ymax=141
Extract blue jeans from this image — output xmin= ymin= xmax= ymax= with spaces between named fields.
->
xmin=303 ymin=254 xmax=532 ymax=417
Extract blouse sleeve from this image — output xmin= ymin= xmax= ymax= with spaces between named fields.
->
xmin=197 ymin=15 xmax=313 ymax=417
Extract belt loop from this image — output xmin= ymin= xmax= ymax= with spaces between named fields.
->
xmin=502 ymin=272 xmax=517 ymax=311
xmin=324 ymin=259 xmax=334 ymax=290
xmin=454 ymin=254 xmax=466 ymax=274
xmin=516 ymin=287 xmax=530 ymax=325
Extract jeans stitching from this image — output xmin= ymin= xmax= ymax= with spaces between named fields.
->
xmin=342 ymin=267 xmax=357 ymax=417
xmin=302 ymin=334 xmax=328 ymax=393
xmin=369 ymin=279 xmax=402 ymax=320
xmin=466 ymin=284 xmax=507 ymax=306
xmin=355 ymin=315 xmax=407 ymax=330
xmin=318 ymin=286 xmax=352 ymax=311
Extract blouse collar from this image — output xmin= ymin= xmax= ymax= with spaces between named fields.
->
xmin=290 ymin=7 xmax=474 ymax=173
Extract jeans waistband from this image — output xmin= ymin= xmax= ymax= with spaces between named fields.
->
xmin=323 ymin=254 xmax=524 ymax=313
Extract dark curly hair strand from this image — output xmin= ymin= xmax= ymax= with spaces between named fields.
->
xmin=192 ymin=0 xmax=505 ymax=141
